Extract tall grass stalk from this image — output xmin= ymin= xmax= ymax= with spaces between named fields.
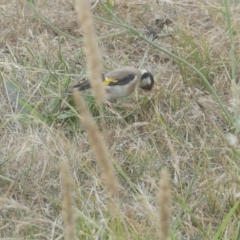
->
xmin=224 ymin=0 xmax=240 ymax=132
xmin=157 ymin=169 xmax=170 ymax=240
xmin=73 ymin=90 xmax=118 ymax=195
xmin=61 ymin=160 xmax=75 ymax=240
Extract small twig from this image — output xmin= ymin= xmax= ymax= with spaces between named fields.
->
xmin=90 ymin=0 xmax=100 ymax=9
xmin=138 ymin=16 xmax=158 ymax=41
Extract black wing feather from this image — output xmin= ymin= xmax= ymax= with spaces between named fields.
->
xmin=72 ymin=74 xmax=105 ymax=91
xmin=72 ymin=80 xmax=91 ymax=91
xmin=106 ymin=74 xmax=136 ymax=86
xmin=71 ymin=73 xmax=135 ymax=91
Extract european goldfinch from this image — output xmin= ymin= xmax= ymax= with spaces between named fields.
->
xmin=71 ymin=66 xmax=154 ymax=100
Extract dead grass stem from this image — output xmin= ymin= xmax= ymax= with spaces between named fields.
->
xmin=74 ymin=0 xmax=104 ymax=104
xmin=157 ymin=169 xmax=170 ymax=240
xmin=73 ymin=90 xmax=118 ymax=195
xmin=61 ymin=160 xmax=75 ymax=240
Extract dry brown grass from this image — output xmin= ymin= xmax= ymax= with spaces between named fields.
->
xmin=75 ymin=0 xmax=104 ymax=104
xmin=61 ymin=160 xmax=75 ymax=240
xmin=73 ymin=0 xmax=118 ymax=197
xmin=1 ymin=0 xmax=240 ymax=239
xmin=157 ymin=169 xmax=170 ymax=240
xmin=73 ymin=89 xmax=118 ymax=195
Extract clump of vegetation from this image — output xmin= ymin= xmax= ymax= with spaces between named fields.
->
xmin=0 ymin=0 xmax=239 ymax=239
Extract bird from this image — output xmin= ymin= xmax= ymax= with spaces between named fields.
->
xmin=70 ymin=66 xmax=154 ymax=101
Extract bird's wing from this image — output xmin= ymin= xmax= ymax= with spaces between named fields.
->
xmin=72 ymin=67 xmax=138 ymax=90
xmin=72 ymin=73 xmax=105 ymax=91
xmin=72 ymin=80 xmax=91 ymax=91
xmin=103 ymin=73 xmax=136 ymax=86
xmin=103 ymin=67 xmax=140 ymax=86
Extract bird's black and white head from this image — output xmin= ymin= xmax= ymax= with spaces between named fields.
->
xmin=139 ymin=69 xmax=154 ymax=91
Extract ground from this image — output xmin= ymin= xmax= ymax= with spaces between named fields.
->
xmin=0 ymin=0 xmax=240 ymax=239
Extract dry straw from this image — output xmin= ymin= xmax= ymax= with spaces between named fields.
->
xmin=74 ymin=0 xmax=118 ymax=195
xmin=0 ymin=181 xmax=15 ymax=206
xmin=157 ymin=169 xmax=170 ymax=240
xmin=73 ymin=90 xmax=118 ymax=195
xmin=74 ymin=0 xmax=104 ymax=104
xmin=61 ymin=160 xmax=75 ymax=240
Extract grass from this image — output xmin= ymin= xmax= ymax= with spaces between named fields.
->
xmin=1 ymin=0 xmax=240 ymax=239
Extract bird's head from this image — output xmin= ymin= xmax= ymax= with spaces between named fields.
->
xmin=139 ymin=69 xmax=154 ymax=91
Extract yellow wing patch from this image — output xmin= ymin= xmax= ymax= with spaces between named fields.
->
xmin=103 ymin=77 xmax=117 ymax=86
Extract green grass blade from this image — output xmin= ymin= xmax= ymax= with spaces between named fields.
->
xmin=5 ymin=79 xmax=45 ymax=121
xmin=213 ymin=201 xmax=239 ymax=240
